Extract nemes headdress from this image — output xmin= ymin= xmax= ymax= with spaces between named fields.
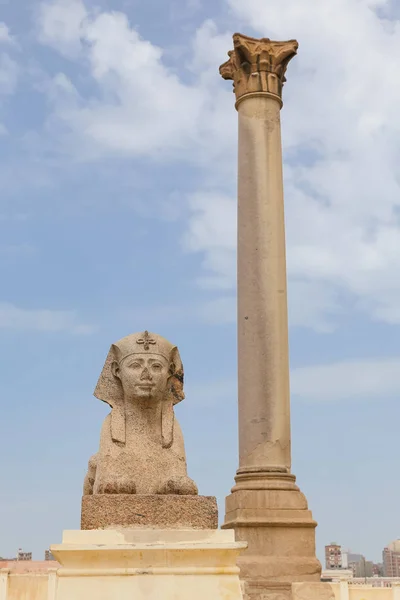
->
xmin=94 ymin=331 xmax=184 ymax=447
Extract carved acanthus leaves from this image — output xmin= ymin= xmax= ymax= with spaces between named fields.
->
xmin=219 ymin=33 xmax=298 ymax=104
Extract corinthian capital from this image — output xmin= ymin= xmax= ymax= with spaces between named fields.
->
xmin=220 ymin=33 xmax=298 ymax=106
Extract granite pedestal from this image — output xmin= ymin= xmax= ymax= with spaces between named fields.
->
xmin=81 ymin=494 xmax=218 ymax=530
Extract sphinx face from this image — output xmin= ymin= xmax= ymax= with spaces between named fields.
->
xmin=116 ymin=353 xmax=169 ymax=403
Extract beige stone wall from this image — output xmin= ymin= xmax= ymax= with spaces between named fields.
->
xmin=292 ymin=581 xmax=398 ymax=600
xmin=349 ymin=587 xmax=393 ymax=600
xmin=1 ymin=570 xmax=399 ymax=600
xmin=0 ymin=562 xmax=59 ymax=573
xmin=7 ymin=575 xmax=48 ymax=600
xmin=292 ymin=581 xmax=339 ymax=599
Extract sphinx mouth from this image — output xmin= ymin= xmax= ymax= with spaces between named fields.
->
xmin=137 ymin=384 xmax=154 ymax=389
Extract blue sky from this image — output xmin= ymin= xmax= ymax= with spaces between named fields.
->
xmin=0 ymin=0 xmax=400 ymax=564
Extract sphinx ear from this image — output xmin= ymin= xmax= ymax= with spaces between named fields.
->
xmin=169 ymin=347 xmax=184 ymax=404
xmin=111 ymin=361 xmax=120 ymax=380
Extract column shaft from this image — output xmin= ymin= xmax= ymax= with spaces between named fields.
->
xmin=220 ymin=34 xmax=321 ymax=595
xmin=237 ymin=94 xmax=291 ymax=476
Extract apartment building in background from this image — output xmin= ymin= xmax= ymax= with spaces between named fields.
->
xmin=383 ymin=541 xmax=400 ymax=577
xmin=325 ymin=543 xmax=383 ymax=578
xmin=325 ymin=543 xmax=343 ymax=569
xmin=17 ymin=549 xmax=32 ymax=561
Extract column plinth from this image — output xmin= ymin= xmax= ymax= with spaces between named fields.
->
xmin=220 ymin=33 xmax=321 ymax=599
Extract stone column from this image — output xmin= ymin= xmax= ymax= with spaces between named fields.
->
xmin=338 ymin=574 xmax=350 ymax=600
xmin=47 ymin=568 xmax=58 ymax=600
xmin=0 ymin=569 xmax=9 ymax=600
xmin=219 ymin=34 xmax=321 ymax=599
xmin=392 ymin=582 xmax=400 ymax=600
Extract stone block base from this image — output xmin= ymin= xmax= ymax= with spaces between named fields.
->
xmin=81 ymin=494 xmax=218 ymax=530
xmin=292 ymin=582 xmax=336 ymax=599
xmin=51 ymin=528 xmax=247 ymax=600
xmin=223 ymin=473 xmax=321 ymax=598
xmin=243 ymin=580 xmax=292 ymax=600
xmin=242 ymin=581 xmax=336 ymax=600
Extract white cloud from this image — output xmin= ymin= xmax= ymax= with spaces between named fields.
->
xmin=0 ymin=303 xmax=95 ymax=334
xmin=35 ymin=0 xmax=400 ymax=332
xmin=177 ymin=355 xmax=400 ymax=405
xmin=0 ymin=23 xmax=16 ymax=46
xmin=188 ymin=19 xmax=232 ymax=83
xmin=0 ymin=52 xmax=18 ymax=94
xmin=291 ymin=357 xmax=400 ymax=402
xmin=287 ymin=280 xmax=343 ymax=333
xmin=37 ymin=4 xmax=234 ymax=164
xmin=36 ymin=0 xmax=88 ymax=57
xmin=183 ymin=1 xmax=400 ymax=331
xmin=0 ymin=23 xmax=18 ymax=131
xmin=78 ymin=11 xmax=205 ymax=158
xmin=183 ymin=192 xmax=236 ymax=289
xmin=220 ymin=0 xmax=400 ymax=327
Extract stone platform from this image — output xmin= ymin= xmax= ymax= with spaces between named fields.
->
xmin=81 ymin=494 xmax=218 ymax=530
xmin=51 ymin=528 xmax=247 ymax=600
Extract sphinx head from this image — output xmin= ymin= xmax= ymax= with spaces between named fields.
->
xmin=94 ymin=331 xmax=184 ymax=444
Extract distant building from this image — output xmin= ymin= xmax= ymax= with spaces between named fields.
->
xmin=325 ymin=543 xmax=343 ymax=569
xmin=383 ymin=541 xmax=400 ymax=577
xmin=17 ymin=549 xmax=32 ymax=561
xmin=373 ymin=563 xmax=384 ymax=577
xmin=348 ymin=553 xmax=363 ymax=564
xmin=45 ymin=550 xmax=55 ymax=561
xmin=341 ymin=549 xmax=349 ymax=569
xmin=325 ymin=544 xmax=381 ymax=579
xmin=353 ymin=558 xmax=373 ymax=578
xmin=345 ymin=553 xmax=363 ymax=576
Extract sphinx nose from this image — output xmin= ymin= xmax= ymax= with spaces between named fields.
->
xmin=140 ymin=367 xmax=152 ymax=381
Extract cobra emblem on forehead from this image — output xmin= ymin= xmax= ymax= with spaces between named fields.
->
xmin=136 ymin=331 xmax=157 ymax=351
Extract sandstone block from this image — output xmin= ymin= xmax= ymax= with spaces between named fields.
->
xmin=292 ymin=582 xmax=336 ymax=600
xmin=51 ymin=528 xmax=246 ymax=600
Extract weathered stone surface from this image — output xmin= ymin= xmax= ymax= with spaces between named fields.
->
xmin=51 ymin=529 xmax=246 ymax=600
xmin=219 ymin=34 xmax=321 ymax=597
xmin=83 ymin=331 xmax=198 ymax=498
xmin=242 ymin=580 xmax=292 ymax=600
xmin=81 ymin=494 xmax=218 ymax=530
xmin=220 ymin=33 xmax=298 ymax=105
xmin=292 ymin=582 xmax=336 ymax=600
xmin=224 ymin=483 xmax=320 ymax=584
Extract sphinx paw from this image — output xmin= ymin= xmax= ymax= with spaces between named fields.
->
xmin=96 ymin=480 xmax=136 ymax=494
xmin=160 ymin=476 xmax=198 ymax=495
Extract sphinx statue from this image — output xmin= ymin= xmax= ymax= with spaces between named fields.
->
xmin=83 ymin=331 xmax=198 ymax=496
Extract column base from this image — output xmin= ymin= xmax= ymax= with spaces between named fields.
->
xmin=51 ymin=528 xmax=247 ymax=600
xmin=222 ymin=471 xmax=321 ymax=598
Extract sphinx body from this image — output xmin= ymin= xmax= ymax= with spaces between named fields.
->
xmin=84 ymin=412 xmax=196 ymax=495
xmin=84 ymin=331 xmax=198 ymax=496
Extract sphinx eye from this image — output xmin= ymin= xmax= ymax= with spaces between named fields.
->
xmin=129 ymin=362 xmax=141 ymax=369
xmin=152 ymin=363 xmax=162 ymax=371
